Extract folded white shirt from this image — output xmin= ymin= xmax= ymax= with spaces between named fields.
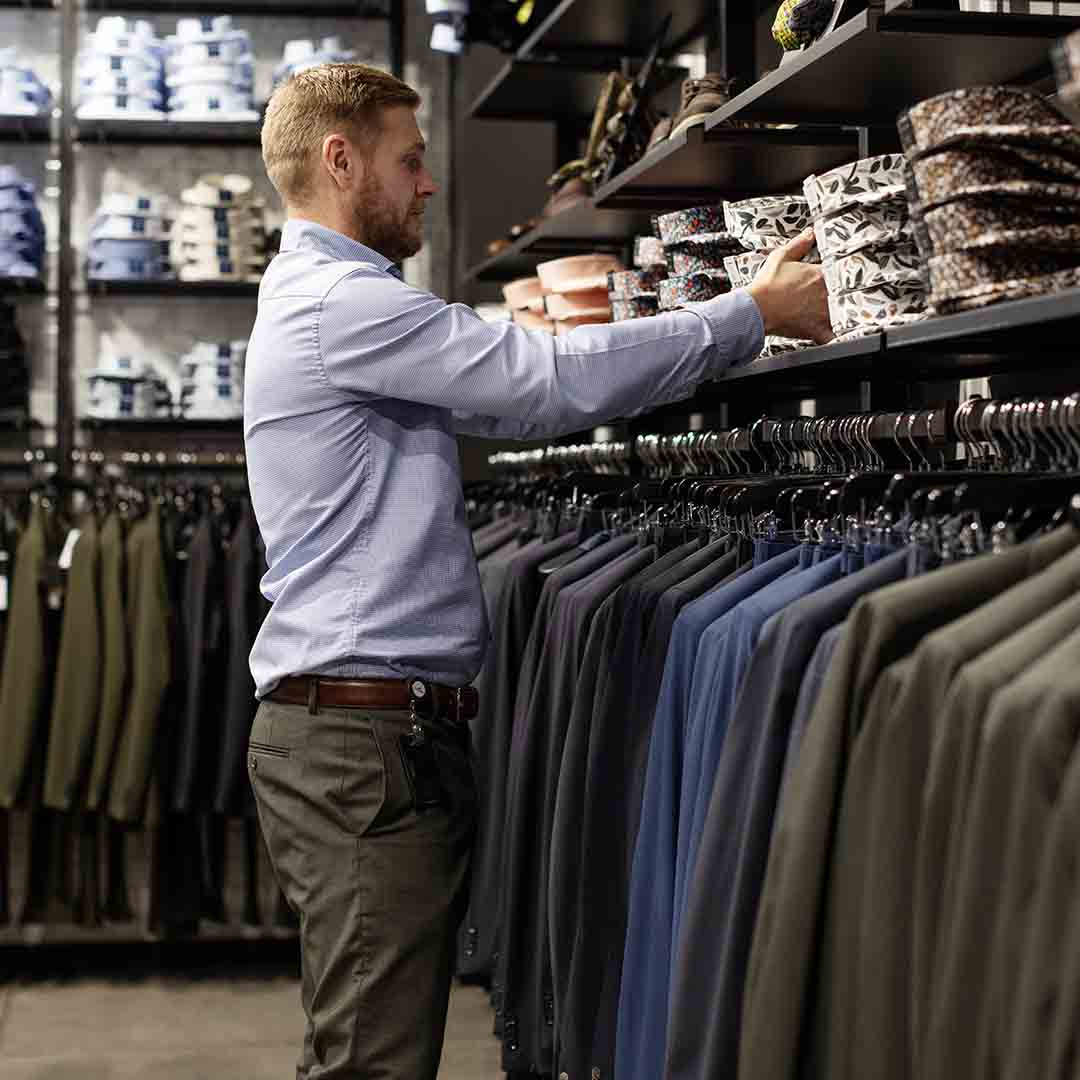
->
xmin=170 ymin=87 xmax=256 ymax=119
xmin=99 ymin=192 xmax=170 ymax=218
xmin=175 ymin=15 xmax=237 ymax=41
xmin=90 ymin=212 xmax=170 ymax=241
xmin=183 ymin=339 xmax=247 ymax=363
xmin=166 ymin=62 xmax=253 ymax=91
xmin=167 ymin=37 xmax=252 ymax=68
xmin=92 ymin=17 xmax=159 ymax=43
xmin=81 ymin=72 xmax=163 ymax=102
xmin=181 ymin=173 xmax=257 ymax=209
xmin=178 ymin=258 xmax=261 ymax=283
xmin=78 ymin=52 xmax=161 ymax=79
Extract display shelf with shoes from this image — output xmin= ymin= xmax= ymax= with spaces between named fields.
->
xmin=594 ymin=123 xmax=861 ymax=210
xmin=86 ymin=278 xmax=259 ymax=296
xmin=711 ymin=1 xmax=1080 ymax=128
xmin=466 ymin=201 xmax=652 ymax=282
xmin=73 ymin=116 xmax=262 ymax=145
xmin=0 ymin=114 xmax=50 ymax=143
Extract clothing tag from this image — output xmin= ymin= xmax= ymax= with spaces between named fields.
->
xmin=58 ymin=528 xmax=81 ymax=571
xmin=47 ymin=585 xmax=64 ymax=610
xmin=0 ymin=573 xmax=8 ymax=613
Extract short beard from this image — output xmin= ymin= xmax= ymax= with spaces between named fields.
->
xmin=354 ymin=170 xmax=422 ymax=265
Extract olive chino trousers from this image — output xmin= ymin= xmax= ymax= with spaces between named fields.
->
xmin=249 ymin=698 xmax=476 ymax=1079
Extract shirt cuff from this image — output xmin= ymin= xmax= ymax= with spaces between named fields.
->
xmin=684 ymin=287 xmax=765 ymax=373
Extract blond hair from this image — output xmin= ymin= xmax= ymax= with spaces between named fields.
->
xmin=261 ymin=63 xmax=421 ymax=204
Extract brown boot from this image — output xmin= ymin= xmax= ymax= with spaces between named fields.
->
xmin=669 ymin=74 xmax=740 ymax=139
xmin=646 ymin=115 xmax=673 ymax=153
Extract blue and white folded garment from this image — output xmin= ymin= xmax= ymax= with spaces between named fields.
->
xmin=0 ymin=167 xmax=44 ymax=279
xmin=77 ymin=17 xmax=167 ymax=120
xmin=86 ymin=190 xmax=173 ymax=280
xmin=0 ymin=48 xmax=52 ymax=117
xmin=272 ymin=35 xmax=356 ymax=89
xmin=178 ymin=337 xmax=245 ymax=418
xmin=177 ymin=173 xmax=265 ymax=280
xmin=181 ymin=380 xmax=243 ymax=420
xmin=86 ymin=362 xmax=173 ymax=420
xmin=166 ymin=17 xmax=257 ymax=121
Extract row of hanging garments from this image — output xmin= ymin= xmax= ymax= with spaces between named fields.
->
xmin=460 ymin=393 xmax=1080 ymax=1080
xmin=0 ymin=467 xmax=286 ymax=935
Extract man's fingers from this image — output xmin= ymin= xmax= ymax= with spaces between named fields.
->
xmin=775 ymin=227 xmax=817 ymax=264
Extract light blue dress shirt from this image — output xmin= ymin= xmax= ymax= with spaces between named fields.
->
xmin=244 ymin=218 xmax=765 ymax=697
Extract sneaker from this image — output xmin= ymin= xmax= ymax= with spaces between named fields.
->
xmin=668 ymin=74 xmax=740 ymax=139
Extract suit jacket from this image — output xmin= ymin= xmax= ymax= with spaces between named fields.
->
xmin=666 ymin=549 xmax=908 ymax=1080
xmin=1005 ymin=691 xmax=1080 ymax=1080
xmin=43 ymin=514 xmax=102 ymax=810
xmin=855 ymin=540 xmax=1080 ymax=1080
xmin=85 ymin=512 xmax=128 ymax=812
xmin=739 ymin=525 xmax=1078 ymax=1080
xmin=926 ymin=627 xmax=1080 ymax=1080
xmin=107 ymin=510 xmax=171 ymax=824
xmin=0 ymin=503 xmax=49 ymax=808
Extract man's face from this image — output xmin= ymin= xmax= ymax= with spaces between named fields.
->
xmin=350 ymin=105 xmax=438 ymax=264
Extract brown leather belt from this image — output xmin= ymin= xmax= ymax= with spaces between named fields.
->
xmin=268 ymin=675 xmax=478 ymax=721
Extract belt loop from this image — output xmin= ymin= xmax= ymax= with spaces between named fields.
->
xmin=308 ymin=677 xmax=319 ymax=715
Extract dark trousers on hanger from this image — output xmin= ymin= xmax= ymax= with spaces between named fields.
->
xmin=249 ymin=699 xmax=476 ymax=1080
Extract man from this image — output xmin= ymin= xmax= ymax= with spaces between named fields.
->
xmin=244 ymin=62 xmax=829 ymax=1080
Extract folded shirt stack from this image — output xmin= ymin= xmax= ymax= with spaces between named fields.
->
xmin=902 ymin=82 xmax=1080 ymax=316
xmin=0 ymin=166 xmax=45 ymax=280
xmin=179 ymin=338 xmax=245 ymax=419
xmin=166 ymin=16 xmax=258 ymax=121
xmin=272 ymin=36 xmax=356 ymax=90
xmin=86 ymin=355 xmax=172 ymax=420
xmin=77 ymin=17 xmax=167 ymax=121
xmin=87 ymin=191 xmax=173 ymax=282
xmin=174 ymin=173 xmax=266 ymax=282
xmin=0 ymin=47 xmax=52 ymax=117
xmin=0 ymin=300 xmax=30 ymax=415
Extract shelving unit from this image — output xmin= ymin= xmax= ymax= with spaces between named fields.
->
xmin=0 ymin=277 xmax=47 ymax=296
xmin=0 ymin=114 xmax=52 ymax=142
xmin=73 ymin=117 xmax=262 ymax=146
xmin=80 ymin=417 xmax=244 ymax=457
xmin=87 ymin=279 xmax=260 ymax=297
xmin=463 ymin=0 xmax=1080 ymax=412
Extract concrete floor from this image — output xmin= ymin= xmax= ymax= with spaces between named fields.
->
xmin=0 ymin=976 xmax=502 ymax=1078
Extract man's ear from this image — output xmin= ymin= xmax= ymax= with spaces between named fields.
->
xmin=322 ymin=132 xmax=355 ymax=192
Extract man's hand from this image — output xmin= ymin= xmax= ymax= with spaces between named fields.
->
xmin=747 ymin=228 xmax=833 ymax=345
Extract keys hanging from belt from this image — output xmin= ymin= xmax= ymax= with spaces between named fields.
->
xmin=400 ymin=679 xmax=444 ymax=812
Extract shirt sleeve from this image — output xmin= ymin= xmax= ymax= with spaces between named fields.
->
xmin=318 ymin=266 xmax=764 ymax=441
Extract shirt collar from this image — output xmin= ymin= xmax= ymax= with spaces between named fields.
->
xmin=280 ymin=218 xmax=401 ymax=278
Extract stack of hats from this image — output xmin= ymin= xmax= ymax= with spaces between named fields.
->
xmin=503 ymin=276 xmax=553 ymax=334
xmin=805 ymin=153 xmax=926 ymax=337
xmin=272 ymin=37 xmax=356 ymax=90
xmin=174 ymin=173 xmax=266 ymax=282
xmin=0 ymin=47 xmax=51 ymax=117
xmin=901 ymin=84 xmax=1080 ymax=316
xmin=0 ymin=301 xmax=29 ymax=417
xmin=724 ymin=195 xmax=817 ymax=353
xmin=0 ymin=166 xmax=44 ymax=280
xmin=179 ymin=338 xmax=245 ymax=419
xmin=536 ymin=254 xmax=621 ymax=336
xmin=77 ymin=17 xmax=166 ymax=121
xmin=607 ymin=233 xmax=668 ymax=322
xmin=653 ymin=204 xmax=744 ymax=316
xmin=87 ymin=191 xmax=172 ymax=283
xmin=166 ymin=16 xmax=258 ymax=121
xmin=86 ymin=356 xmax=172 ymax=420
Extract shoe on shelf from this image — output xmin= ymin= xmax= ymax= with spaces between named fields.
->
xmin=668 ymin=73 xmax=740 ymax=140
xmin=645 ymin=114 xmax=673 ymax=153
xmin=542 ymin=162 xmax=591 ymax=218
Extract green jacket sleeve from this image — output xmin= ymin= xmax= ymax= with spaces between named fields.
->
xmin=107 ymin=511 xmax=171 ymax=824
xmin=43 ymin=515 xmax=102 ymax=811
xmin=85 ymin=513 xmax=129 ymax=811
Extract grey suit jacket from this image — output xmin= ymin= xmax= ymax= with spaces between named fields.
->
xmin=738 ymin=525 xmax=1079 ymax=1080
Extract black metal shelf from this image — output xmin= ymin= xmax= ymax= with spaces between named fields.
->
xmin=0 ymin=114 xmax=51 ymax=143
xmin=80 ymin=417 xmax=245 ymax=457
xmin=85 ymin=0 xmax=387 ymax=14
xmin=465 ymin=199 xmax=654 ymax=282
xmin=87 ymin=279 xmax=259 ymax=297
xmin=470 ymin=57 xmax=684 ymax=122
xmin=595 ymin=122 xmax=861 ymax=209
xmin=74 ymin=117 xmax=261 ymax=146
xmin=0 ymin=0 xmax=54 ymax=8
xmin=515 ymin=0 xmax=713 ymax=62
xmin=710 ymin=2 xmax=1080 ymax=127
xmin=0 ymin=277 xmax=47 ymax=296
xmin=885 ymin=288 xmax=1080 ymax=355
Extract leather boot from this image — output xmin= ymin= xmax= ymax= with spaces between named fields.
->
xmin=669 ymin=73 xmax=740 ymax=139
